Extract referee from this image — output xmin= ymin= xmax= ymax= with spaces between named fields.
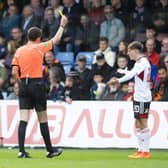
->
xmin=11 ymin=15 xmax=68 ymax=158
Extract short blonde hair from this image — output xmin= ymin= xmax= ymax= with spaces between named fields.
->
xmin=128 ymin=41 xmax=144 ymax=52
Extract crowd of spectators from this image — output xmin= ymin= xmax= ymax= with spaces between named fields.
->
xmin=0 ymin=0 xmax=168 ymax=102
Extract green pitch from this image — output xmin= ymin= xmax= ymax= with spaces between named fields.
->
xmin=0 ymin=148 xmax=167 ymax=168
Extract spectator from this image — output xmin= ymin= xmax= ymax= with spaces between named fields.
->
xmin=10 ymin=27 xmax=24 ymax=47
xmin=161 ymin=37 xmax=168 ymax=57
xmin=110 ymin=0 xmax=129 ymax=26
xmin=130 ymin=0 xmax=151 ymax=41
xmin=111 ymin=55 xmax=133 ymax=80
xmin=121 ymin=0 xmax=135 ymax=13
xmin=90 ymin=71 xmax=106 ymax=100
xmin=76 ymin=56 xmax=91 ymax=100
xmin=118 ymin=41 xmax=136 ymax=69
xmin=100 ymin=77 xmax=125 ymax=100
xmin=100 ymin=5 xmax=125 ymax=50
xmin=120 ymin=82 xmax=129 ymax=94
xmin=88 ymin=0 xmax=105 ymax=25
xmin=49 ymin=0 xmax=64 ymax=19
xmin=93 ymin=37 xmax=116 ymax=67
xmin=163 ymin=55 xmax=168 ymax=72
xmin=89 ymin=53 xmax=113 ymax=83
xmin=0 ymin=1 xmax=5 ymax=19
xmin=3 ymin=40 xmax=17 ymax=70
xmin=0 ymin=90 xmax=3 ymax=99
xmin=43 ymin=50 xmax=65 ymax=85
xmin=152 ymin=0 xmax=168 ymax=33
xmin=123 ymin=81 xmax=134 ymax=101
xmin=74 ymin=14 xmax=99 ymax=52
xmin=0 ymin=4 xmax=20 ymax=39
xmin=63 ymin=71 xmax=81 ymax=103
xmin=30 ymin=0 xmax=44 ymax=18
xmin=143 ymin=26 xmax=161 ymax=53
xmin=0 ymin=0 xmax=16 ymax=18
xmin=6 ymin=74 xmax=16 ymax=95
xmin=48 ymin=66 xmax=65 ymax=101
xmin=6 ymin=81 xmax=19 ymax=100
xmin=118 ymin=41 xmax=128 ymax=55
xmin=145 ymin=38 xmax=161 ymax=67
xmin=0 ymin=62 xmax=8 ymax=91
xmin=20 ymin=5 xmax=41 ymax=41
xmin=62 ymin=0 xmax=86 ymax=27
xmin=0 ymin=33 xmax=6 ymax=60
xmin=41 ymin=7 xmax=59 ymax=40
xmin=153 ymin=66 xmax=168 ymax=101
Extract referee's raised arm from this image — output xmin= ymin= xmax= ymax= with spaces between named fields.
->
xmin=51 ymin=15 xmax=68 ymax=44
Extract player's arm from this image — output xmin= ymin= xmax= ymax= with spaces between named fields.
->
xmin=118 ymin=67 xmax=137 ymax=83
xmin=118 ymin=61 xmax=144 ymax=83
xmin=108 ymin=61 xmax=144 ymax=84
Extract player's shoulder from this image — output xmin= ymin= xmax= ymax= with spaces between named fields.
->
xmin=137 ymin=56 xmax=148 ymax=64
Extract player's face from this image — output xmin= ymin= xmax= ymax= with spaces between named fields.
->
xmin=127 ymin=48 xmax=136 ymax=60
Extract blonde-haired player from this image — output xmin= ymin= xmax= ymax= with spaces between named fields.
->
xmin=109 ymin=41 xmax=152 ymax=158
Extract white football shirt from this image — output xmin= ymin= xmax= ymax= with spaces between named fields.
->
xmin=118 ymin=57 xmax=152 ymax=102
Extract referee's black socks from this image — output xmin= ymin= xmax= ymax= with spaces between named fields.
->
xmin=18 ymin=120 xmax=27 ymax=153
xmin=40 ymin=122 xmax=53 ymax=152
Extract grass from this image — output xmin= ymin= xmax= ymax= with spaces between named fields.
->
xmin=0 ymin=148 xmax=167 ymax=168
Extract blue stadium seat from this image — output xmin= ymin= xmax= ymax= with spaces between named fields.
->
xmin=55 ymin=52 xmax=74 ymax=75
xmin=76 ymin=52 xmax=94 ymax=66
xmin=63 ymin=65 xmax=73 ymax=75
xmin=56 ymin=52 xmax=74 ymax=65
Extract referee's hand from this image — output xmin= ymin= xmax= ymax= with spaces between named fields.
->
xmin=60 ymin=15 xmax=68 ymax=28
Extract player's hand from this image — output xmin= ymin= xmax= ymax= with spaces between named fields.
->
xmin=117 ymin=69 xmax=127 ymax=74
xmin=60 ymin=15 xmax=68 ymax=28
xmin=107 ymin=77 xmax=119 ymax=85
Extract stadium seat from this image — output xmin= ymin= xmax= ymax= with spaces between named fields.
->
xmin=63 ymin=64 xmax=73 ymax=75
xmin=76 ymin=52 xmax=94 ymax=66
xmin=55 ymin=52 xmax=75 ymax=75
xmin=56 ymin=52 xmax=74 ymax=65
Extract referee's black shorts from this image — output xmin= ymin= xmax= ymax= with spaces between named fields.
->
xmin=19 ymin=78 xmax=47 ymax=112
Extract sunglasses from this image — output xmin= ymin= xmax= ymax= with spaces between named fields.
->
xmin=164 ymin=61 xmax=168 ymax=63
